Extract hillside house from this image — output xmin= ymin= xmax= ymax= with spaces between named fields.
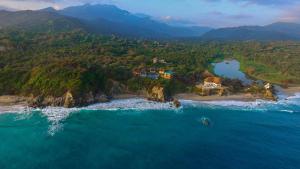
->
xmin=264 ymin=83 xmax=272 ymax=90
xmin=153 ymin=57 xmax=167 ymax=64
xmin=160 ymin=70 xmax=173 ymax=79
xmin=203 ymin=77 xmax=222 ymax=89
xmin=132 ymin=68 xmax=159 ymax=79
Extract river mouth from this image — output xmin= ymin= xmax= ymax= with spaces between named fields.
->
xmin=213 ymin=59 xmax=254 ymax=85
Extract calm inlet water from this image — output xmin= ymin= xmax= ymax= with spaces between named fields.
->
xmin=1 ymin=97 xmax=300 ymax=169
xmin=213 ymin=60 xmax=253 ymax=84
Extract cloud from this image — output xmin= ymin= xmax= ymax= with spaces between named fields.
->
xmin=205 ymin=0 xmax=297 ymax=6
xmin=278 ymin=6 xmax=300 ymax=23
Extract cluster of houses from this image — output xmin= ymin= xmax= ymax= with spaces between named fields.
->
xmin=132 ymin=67 xmax=174 ymax=80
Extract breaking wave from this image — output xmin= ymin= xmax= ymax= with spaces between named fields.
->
xmin=0 ymin=93 xmax=299 ymax=136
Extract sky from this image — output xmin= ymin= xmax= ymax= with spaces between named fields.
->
xmin=1 ymin=0 xmax=300 ymax=27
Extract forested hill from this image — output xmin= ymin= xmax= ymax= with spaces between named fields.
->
xmin=0 ymin=10 xmax=85 ymax=33
xmin=0 ymin=4 xmax=212 ymax=39
xmin=201 ymin=22 xmax=300 ymax=41
xmin=0 ymin=30 xmax=300 ymax=100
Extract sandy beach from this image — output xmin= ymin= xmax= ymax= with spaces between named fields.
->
xmin=280 ymin=86 xmax=300 ymax=96
xmin=175 ymin=93 xmax=262 ymax=102
xmin=0 ymin=85 xmax=300 ymax=109
xmin=0 ymin=95 xmax=28 ymax=106
xmin=112 ymin=93 xmax=146 ymax=100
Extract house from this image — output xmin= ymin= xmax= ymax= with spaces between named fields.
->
xmin=162 ymin=70 xmax=174 ymax=79
xmin=147 ymin=72 xmax=159 ymax=80
xmin=153 ymin=57 xmax=158 ymax=64
xmin=203 ymin=77 xmax=222 ymax=89
xmin=149 ymin=67 xmax=157 ymax=73
xmin=132 ymin=68 xmax=141 ymax=76
xmin=153 ymin=57 xmax=167 ymax=64
xmin=158 ymin=69 xmax=164 ymax=75
xmin=264 ymin=83 xmax=271 ymax=90
xmin=140 ymin=71 xmax=147 ymax=78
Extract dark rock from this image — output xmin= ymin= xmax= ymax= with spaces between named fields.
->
xmin=200 ymin=117 xmax=211 ymax=126
xmin=173 ymin=99 xmax=181 ymax=108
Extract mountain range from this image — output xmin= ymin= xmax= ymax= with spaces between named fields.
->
xmin=202 ymin=23 xmax=300 ymax=41
xmin=0 ymin=4 xmax=300 ymax=41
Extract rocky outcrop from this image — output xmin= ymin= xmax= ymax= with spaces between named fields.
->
xmin=264 ymin=89 xmax=277 ymax=101
xmin=263 ymin=83 xmax=277 ymax=101
xmin=28 ymin=91 xmax=109 ymax=108
xmin=173 ymin=99 xmax=181 ymax=108
xmin=63 ymin=91 xmax=75 ymax=108
xmin=147 ymin=86 xmax=166 ymax=102
xmin=106 ymin=80 xmax=128 ymax=97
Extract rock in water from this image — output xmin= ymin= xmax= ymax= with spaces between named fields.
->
xmin=200 ymin=117 xmax=211 ymax=126
xmin=173 ymin=99 xmax=181 ymax=108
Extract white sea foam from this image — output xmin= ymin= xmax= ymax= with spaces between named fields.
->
xmin=1 ymin=95 xmax=299 ymax=136
xmin=85 ymin=99 xmax=176 ymax=111
xmin=181 ymin=92 xmax=300 ymax=113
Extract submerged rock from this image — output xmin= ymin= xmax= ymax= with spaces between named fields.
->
xmin=200 ymin=117 xmax=211 ymax=126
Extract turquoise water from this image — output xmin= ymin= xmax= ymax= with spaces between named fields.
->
xmin=1 ymin=97 xmax=300 ymax=169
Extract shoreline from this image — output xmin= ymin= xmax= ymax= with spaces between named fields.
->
xmin=280 ymin=87 xmax=300 ymax=96
xmin=174 ymin=93 xmax=261 ymax=102
xmin=0 ymin=87 xmax=300 ymax=109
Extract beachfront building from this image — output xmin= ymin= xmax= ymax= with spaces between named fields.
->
xmin=203 ymin=77 xmax=222 ymax=89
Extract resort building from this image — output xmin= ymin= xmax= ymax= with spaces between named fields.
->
xmin=203 ymin=77 xmax=222 ymax=89
xmin=159 ymin=70 xmax=174 ymax=79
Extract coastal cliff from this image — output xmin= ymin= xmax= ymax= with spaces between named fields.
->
xmin=147 ymin=86 xmax=167 ymax=102
xmin=28 ymin=91 xmax=109 ymax=108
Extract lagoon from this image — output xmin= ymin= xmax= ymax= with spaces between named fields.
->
xmin=213 ymin=60 xmax=253 ymax=85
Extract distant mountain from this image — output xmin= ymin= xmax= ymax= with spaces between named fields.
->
xmin=0 ymin=10 xmax=85 ymax=32
xmin=265 ymin=22 xmax=300 ymax=38
xmin=57 ymin=4 xmax=211 ymax=38
xmin=0 ymin=5 xmax=15 ymax=11
xmin=201 ymin=22 xmax=300 ymax=41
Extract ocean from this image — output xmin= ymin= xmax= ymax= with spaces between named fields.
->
xmin=0 ymin=94 xmax=300 ymax=169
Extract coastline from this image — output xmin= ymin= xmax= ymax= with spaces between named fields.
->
xmin=1 ymin=86 xmax=300 ymax=110
xmin=280 ymin=87 xmax=300 ymax=96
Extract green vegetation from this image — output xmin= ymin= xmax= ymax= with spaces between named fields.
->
xmin=228 ymin=42 xmax=300 ymax=85
xmin=0 ymin=30 xmax=299 ymax=98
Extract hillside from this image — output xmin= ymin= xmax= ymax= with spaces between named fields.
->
xmin=0 ymin=10 xmax=85 ymax=32
xmin=201 ymin=23 xmax=300 ymax=41
xmin=58 ymin=4 xmax=211 ymax=38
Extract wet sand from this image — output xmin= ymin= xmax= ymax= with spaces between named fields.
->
xmin=113 ymin=93 xmax=146 ymax=100
xmin=175 ymin=93 xmax=262 ymax=102
xmin=281 ymin=87 xmax=300 ymax=96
